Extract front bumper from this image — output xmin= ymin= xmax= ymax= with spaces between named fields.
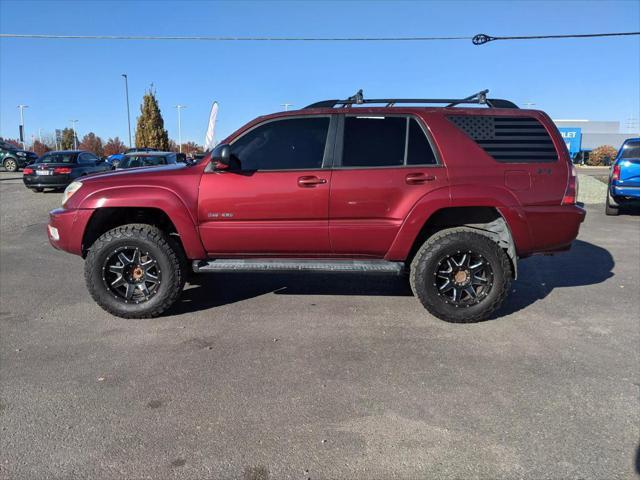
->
xmin=48 ymin=208 xmax=94 ymax=256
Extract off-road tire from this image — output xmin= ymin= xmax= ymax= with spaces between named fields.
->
xmin=605 ymin=190 xmax=619 ymax=216
xmin=84 ymin=224 xmax=186 ymax=318
xmin=4 ymin=158 xmax=18 ymax=172
xmin=409 ymin=227 xmax=512 ymax=323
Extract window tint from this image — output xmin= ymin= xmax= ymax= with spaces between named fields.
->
xmin=38 ymin=153 xmax=77 ymax=164
xmin=407 ymin=119 xmax=437 ymax=165
xmin=231 ymin=117 xmax=329 ymax=171
xmin=342 ymin=117 xmax=406 ymax=167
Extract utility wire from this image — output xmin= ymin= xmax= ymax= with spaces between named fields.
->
xmin=473 ymin=31 xmax=640 ymax=45
xmin=0 ymin=31 xmax=638 ymax=44
xmin=0 ymin=33 xmax=471 ymax=41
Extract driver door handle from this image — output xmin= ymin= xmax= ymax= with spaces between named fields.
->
xmin=298 ymin=176 xmax=327 ymax=188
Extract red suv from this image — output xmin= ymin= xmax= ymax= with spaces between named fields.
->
xmin=48 ymin=90 xmax=585 ymax=323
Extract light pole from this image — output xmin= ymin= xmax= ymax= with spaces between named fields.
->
xmin=70 ymin=120 xmax=79 ymax=149
xmin=175 ymin=105 xmax=186 ymax=153
xmin=122 ymin=74 xmax=132 ymax=147
xmin=280 ymin=103 xmax=293 ymax=111
xmin=17 ymin=105 xmax=28 ymax=149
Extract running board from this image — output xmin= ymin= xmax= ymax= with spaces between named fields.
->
xmin=193 ymin=259 xmax=405 ymax=275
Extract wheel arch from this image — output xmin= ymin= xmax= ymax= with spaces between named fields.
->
xmin=78 ymin=187 xmax=206 ymax=259
xmin=400 ymin=206 xmax=518 ymax=278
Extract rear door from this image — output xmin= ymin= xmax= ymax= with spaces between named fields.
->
xmin=198 ymin=115 xmax=336 ymax=255
xmin=329 ymin=114 xmax=448 ymax=256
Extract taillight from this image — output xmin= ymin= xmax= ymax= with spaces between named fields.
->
xmin=53 ymin=167 xmax=72 ymax=174
xmin=612 ymin=164 xmax=621 ymax=181
xmin=562 ymin=163 xmax=578 ymax=205
xmin=23 ymin=167 xmax=33 ymax=175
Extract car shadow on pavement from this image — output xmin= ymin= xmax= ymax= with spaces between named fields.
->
xmin=494 ymin=239 xmax=614 ymax=318
xmin=169 ymin=239 xmax=614 ymax=320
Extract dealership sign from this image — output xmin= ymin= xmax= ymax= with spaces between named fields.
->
xmin=558 ymin=128 xmax=582 ymax=157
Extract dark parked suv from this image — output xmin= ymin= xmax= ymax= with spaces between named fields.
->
xmin=48 ymin=90 xmax=585 ymax=322
xmin=23 ymin=150 xmax=112 ymax=192
xmin=0 ymin=139 xmax=38 ymax=172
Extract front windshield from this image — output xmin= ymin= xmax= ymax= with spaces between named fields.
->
xmin=119 ymin=155 xmax=167 ymax=168
xmin=620 ymin=141 xmax=640 ymax=159
xmin=38 ymin=153 xmax=76 ymax=164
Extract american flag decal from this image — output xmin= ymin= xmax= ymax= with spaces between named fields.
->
xmin=448 ymin=115 xmax=558 ymax=163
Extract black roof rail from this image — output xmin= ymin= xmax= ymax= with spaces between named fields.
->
xmin=304 ymin=89 xmax=518 ymax=109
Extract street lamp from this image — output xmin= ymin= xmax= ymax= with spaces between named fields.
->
xmin=122 ymin=74 xmax=132 ymax=147
xmin=17 ymin=104 xmax=28 ymax=149
xmin=175 ymin=105 xmax=186 ymax=153
xmin=70 ymin=120 xmax=79 ymax=149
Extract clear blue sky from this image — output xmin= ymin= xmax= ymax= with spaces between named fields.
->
xmin=1 ymin=0 xmax=638 ymax=147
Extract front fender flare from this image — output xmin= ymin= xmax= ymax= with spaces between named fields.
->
xmin=78 ymin=186 xmax=206 ymax=259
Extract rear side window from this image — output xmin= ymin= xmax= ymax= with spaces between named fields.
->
xmin=231 ymin=117 xmax=329 ymax=171
xmin=407 ymin=118 xmax=437 ymax=165
xmin=448 ymin=115 xmax=558 ymax=163
xmin=342 ymin=116 xmax=438 ymax=167
xmin=342 ymin=117 xmax=406 ymax=167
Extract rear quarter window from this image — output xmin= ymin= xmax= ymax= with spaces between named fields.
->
xmin=448 ymin=115 xmax=558 ymax=163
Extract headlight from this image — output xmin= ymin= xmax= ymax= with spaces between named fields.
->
xmin=62 ymin=181 xmax=83 ymax=207
xmin=16 ymin=151 xmax=26 ymax=157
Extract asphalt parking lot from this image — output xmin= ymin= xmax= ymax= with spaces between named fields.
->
xmin=0 ymin=170 xmax=638 ymax=479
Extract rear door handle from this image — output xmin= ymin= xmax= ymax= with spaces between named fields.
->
xmin=405 ymin=173 xmax=436 ymax=185
xmin=298 ymin=176 xmax=327 ymax=188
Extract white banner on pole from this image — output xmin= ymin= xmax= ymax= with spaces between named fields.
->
xmin=204 ymin=101 xmax=218 ymax=151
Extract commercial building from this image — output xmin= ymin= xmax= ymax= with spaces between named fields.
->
xmin=553 ymin=119 xmax=637 ymax=159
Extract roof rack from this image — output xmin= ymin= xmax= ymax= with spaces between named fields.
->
xmin=304 ymin=89 xmax=518 ymax=109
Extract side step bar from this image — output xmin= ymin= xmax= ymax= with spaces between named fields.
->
xmin=193 ymin=259 xmax=405 ymax=275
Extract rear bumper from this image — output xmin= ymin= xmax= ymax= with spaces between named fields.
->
xmin=48 ymin=208 xmax=94 ymax=256
xmin=525 ymin=204 xmax=585 ymax=253
xmin=612 ymin=184 xmax=640 ymax=199
xmin=24 ymin=174 xmax=71 ymax=189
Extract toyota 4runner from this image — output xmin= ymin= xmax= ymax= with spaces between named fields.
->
xmin=48 ymin=90 xmax=585 ymax=323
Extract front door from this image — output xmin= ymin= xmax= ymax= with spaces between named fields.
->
xmin=198 ymin=116 xmax=334 ymax=255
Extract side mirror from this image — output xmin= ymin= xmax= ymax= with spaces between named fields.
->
xmin=211 ymin=143 xmax=231 ymax=169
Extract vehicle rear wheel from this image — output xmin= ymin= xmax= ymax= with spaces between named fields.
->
xmin=409 ymin=228 xmax=512 ymax=323
xmin=605 ymin=190 xmax=619 ymax=216
xmin=4 ymin=158 xmax=18 ymax=172
xmin=33 ymin=188 xmax=44 ymax=193
xmin=84 ymin=224 xmax=186 ymax=318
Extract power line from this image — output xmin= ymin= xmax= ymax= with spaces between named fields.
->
xmin=0 ymin=31 xmax=638 ymax=44
xmin=473 ymin=31 xmax=640 ymax=45
xmin=0 ymin=33 xmax=471 ymax=41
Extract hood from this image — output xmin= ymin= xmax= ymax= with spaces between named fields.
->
xmin=80 ymin=163 xmax=187 ymax=183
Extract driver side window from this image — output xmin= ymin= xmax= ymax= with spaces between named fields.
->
xmin=231 ymin=117 xmax=329 ymax=171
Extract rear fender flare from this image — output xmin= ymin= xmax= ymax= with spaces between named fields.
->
xmin=385 ymin=184 xmax=532 ymax=260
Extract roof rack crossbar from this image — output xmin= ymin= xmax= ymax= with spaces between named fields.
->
xmin=304 ymin=89 xmax=518 ymax=109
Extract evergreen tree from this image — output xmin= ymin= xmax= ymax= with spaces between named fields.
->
xmin=134 ymin=87 xmax=169 ymax=150
xmin=60 ymin=128 xmax=76 ymax=149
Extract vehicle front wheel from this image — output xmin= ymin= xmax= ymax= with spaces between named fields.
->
xmin=4 ymin=158 xmax=18 ymax=172
xmin=33 ymin=188 xmax=44 ymax=193
xmin=605 ymin=189 xmax=620 ymax=216
xmin=84 ymin=224 xmax=186 ymax=318
xmin=409 ymin=228 xmax=512 ymax=323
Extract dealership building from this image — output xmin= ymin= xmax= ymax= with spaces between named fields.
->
xmin=552 ymin=119 xmax=637 ymax=159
